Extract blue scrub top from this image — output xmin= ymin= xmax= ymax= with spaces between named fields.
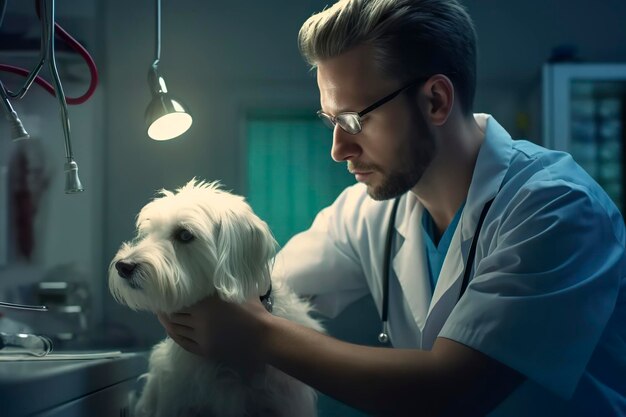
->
xmin=422 ymin=202 xmax=466 ymax=294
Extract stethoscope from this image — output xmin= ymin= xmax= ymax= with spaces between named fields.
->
xmin=378 ymin=195 xmax=495 ymax=344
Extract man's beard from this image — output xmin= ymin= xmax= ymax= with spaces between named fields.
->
xmin=367 ymin=121 xmax=436 ymax=201
xmin=356 ymin=107 xmax=437 ymax=201
xmin=367 ymin=168 xmax=421 ymax=201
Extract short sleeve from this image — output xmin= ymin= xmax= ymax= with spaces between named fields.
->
xmin=439 ymin=181 xmax=624 ymax=399
xmin=272 ymin=185 xmax=369 ymax=318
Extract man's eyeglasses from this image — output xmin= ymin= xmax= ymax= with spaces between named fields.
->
xmin=317 ymin=76 xmax=430 ymax=135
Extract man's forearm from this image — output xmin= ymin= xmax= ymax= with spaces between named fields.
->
xmin=260 ymin=314 xmax=523 ymax=416
xmin=260 ymin=314 xmax=443 ymax=416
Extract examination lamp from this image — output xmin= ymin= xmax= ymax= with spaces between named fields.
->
xmin=146 ymin=68 xmax=192 ymax=141
xmin=145 ymin=0 xmax=192 ymax=141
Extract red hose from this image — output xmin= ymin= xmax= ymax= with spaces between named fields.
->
xmin=0 ymin=0 xmax=99 ymax=105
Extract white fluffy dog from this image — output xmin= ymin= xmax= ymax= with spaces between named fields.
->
xmin=109 ymin=179 xmax=323 ymax=417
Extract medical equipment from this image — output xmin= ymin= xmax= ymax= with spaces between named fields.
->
xmin=0 ymin=0 xmax=97 ymax=356
xmin=378 ymin=196 xmax=495 ymax=344
xmin=0 ymin=301 xmax=47 ymax=311
xmin=0 ymin=0 xmax=99 ymax=193
xmin=0 ymin=331 xmax=52 ymax=356
xmin=0 ymin=300 xmax=50 ymax=358
xmin=0 ymin=302 xmax=51 ymax=356
xmin=145 ymin=0 xmax=192 ymax=140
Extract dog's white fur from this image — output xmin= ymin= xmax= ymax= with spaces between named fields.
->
xmin=109 ymin=179 xmax=323 ymax=417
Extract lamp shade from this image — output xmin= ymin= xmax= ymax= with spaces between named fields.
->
xmin=145 ymin=93 xmax=192 ymax=141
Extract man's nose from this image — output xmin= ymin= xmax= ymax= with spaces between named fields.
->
xmin=330 ymin=126 xmax=361 ymax=162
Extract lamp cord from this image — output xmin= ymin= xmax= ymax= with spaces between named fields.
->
xmin=153 ymin=0 xmax=161 ymax=69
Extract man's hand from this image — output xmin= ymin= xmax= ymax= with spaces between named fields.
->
xmin=157 ymin=295 xmax=271 ymax=371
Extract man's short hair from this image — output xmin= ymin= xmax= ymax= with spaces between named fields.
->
xmin=299 ymin=0 xmax=478 ymax=115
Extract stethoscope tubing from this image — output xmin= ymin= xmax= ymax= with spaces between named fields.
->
xmin=379 ymin=197 xmax=401 ymax=343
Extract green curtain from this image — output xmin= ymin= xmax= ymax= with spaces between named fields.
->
xmin=246 ymin=114 xmax=354 ymax=247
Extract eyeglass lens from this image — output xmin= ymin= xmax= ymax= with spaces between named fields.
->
xmin=336 ymin=113 xmax=361 ymax=134
xmin=318 ymin=112 xmax=362 ymax=134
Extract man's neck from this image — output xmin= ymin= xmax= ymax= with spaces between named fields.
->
xmin=411 ymin=114 xmax=486 ymax=235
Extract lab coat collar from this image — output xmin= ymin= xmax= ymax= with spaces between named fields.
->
xmin=392 ymin=114 xmax=514 ymax=349
xmin=460 ymin=114 xmax=513 ymax=239
xmin=395 ymin=190 xmax=417 ymax=239
xmin=395 ymin=114 xmax=511 ymax=239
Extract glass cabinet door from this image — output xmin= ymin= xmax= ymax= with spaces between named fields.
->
xmin=570 ymin=80 xmax=625 ymax=212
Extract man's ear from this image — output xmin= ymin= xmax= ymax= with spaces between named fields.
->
xmin=422 ymin=74 xmax=454 ymax=126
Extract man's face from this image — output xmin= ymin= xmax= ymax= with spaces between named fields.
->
xmin=316 ymin=44 xmax=436 ymax=200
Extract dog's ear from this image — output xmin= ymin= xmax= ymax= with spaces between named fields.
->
xmin=213 ymin=208 xmax=277 ymax=302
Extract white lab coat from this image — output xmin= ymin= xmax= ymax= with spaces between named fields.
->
xmin=273 ymin=114 xmax=626 ymax=416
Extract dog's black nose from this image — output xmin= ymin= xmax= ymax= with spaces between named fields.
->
xmin=115 ymin=261 xmax=137 ymax=279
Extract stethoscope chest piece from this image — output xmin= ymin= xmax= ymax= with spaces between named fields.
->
xmin=378 ymin=321 xmax=390 ymax=343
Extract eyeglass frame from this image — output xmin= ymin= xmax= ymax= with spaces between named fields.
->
xmin=316 ymin=75 xmax=432 ymax=135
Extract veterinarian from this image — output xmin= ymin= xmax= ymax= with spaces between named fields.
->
xmin=158 ymin=0 xmax=626 ymax=415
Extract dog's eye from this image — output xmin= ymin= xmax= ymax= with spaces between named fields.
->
xmin=175 ymin=228 xmax=194 ymax=243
